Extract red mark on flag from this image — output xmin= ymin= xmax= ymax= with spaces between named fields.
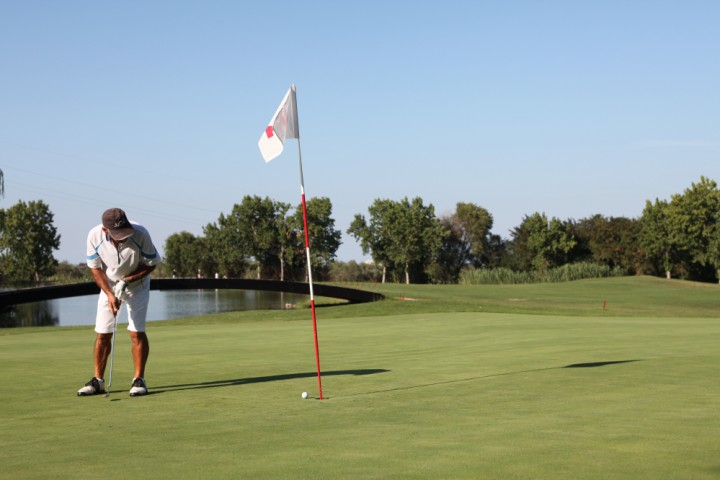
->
xmin=265 ymin=126 xmax=274 ymax=138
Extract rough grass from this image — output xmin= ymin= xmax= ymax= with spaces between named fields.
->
xmin=460 ymin=262 xmax=627 ymax=284
xmin=1 ymin=276 xmax=719 ymax=479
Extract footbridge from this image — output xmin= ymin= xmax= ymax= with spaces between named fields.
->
xmin=0 ymin=278 xmax=384 ymax=307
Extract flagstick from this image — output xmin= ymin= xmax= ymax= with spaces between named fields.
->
xmin=297 ymin=137 xmax=324 ymax=400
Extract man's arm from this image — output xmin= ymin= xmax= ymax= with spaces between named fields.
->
xmin=123 ymin=264 xmax=156 ymax=283
xmin=90 ymin=267 xmax=121 ymax=315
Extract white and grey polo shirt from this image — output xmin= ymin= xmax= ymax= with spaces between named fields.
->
xmin=86 ymin=222 xmax=161 ymax=282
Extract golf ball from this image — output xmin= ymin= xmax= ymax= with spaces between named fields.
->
xmin=301 ymin=391 xmax=308 ymax=399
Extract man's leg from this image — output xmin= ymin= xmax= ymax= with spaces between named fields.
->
xmin=78 ymin=294 xmax=115 ymax=396
xmin=126 ymin=281 xmax=150 ymax=396
xmin=129 ymin=331 xmax=149 ymax=379
xmin=94 ymin=333 xmax=113 ymax=379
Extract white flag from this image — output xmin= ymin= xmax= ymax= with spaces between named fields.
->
xmin=258 ymin=85 xmax=299 ymax=162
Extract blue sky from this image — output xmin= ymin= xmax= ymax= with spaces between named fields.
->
xmin=1 ymin=1 xmax=718 ymax=264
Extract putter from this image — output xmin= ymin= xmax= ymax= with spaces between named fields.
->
xmin=104 ymin=313 xmax=118 ymax=398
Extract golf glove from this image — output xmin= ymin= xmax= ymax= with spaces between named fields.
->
xmin=113 ymin=280 xmax=129 ymax=301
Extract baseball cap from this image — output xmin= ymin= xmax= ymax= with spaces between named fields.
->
xmin=102 ymin=208 xmax=135 ymax=241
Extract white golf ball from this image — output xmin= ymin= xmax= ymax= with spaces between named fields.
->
xmin=301 ymin=391 xmax=308 ymax=399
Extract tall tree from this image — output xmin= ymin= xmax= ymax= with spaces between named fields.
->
xmin=668 ymin=176 xmax=720 ymax=281
xmin=388 ymin=197 xmax=445 ymax=284
xmin=430 ymin=203 xmax=494 ymax=283
xmin=245 ymin=196 xmax=280 ymax=279
xmin=640 ymin=177 xmax=720 ymax=282
xmin=203 ymin=217 xmax=248 ymax=278
xmin=639 ymin=199 xmax=677 ymax=279
xmin=273 ymin=201 xmax=293 ymax=281
xmin=708 ymin=221 xmax=720 ymax=283
xmin=215 ymin=196 xmax=280 ymax=279
xmin=574 ymin=214 xmax=642 ymax=273
xmin=0 ymin=200 xmax=60 ymax=281
xmin=485 ymin=234 xmax=508 ymax=269
xmin=164 ymin=231 xmax=214 ymax=278
xmin=429 ymin=215 xmax=472 ymax=284
xmin=348 ymin=199 xmax=395 ymax=283
xmin=290 ymin=196 xmax=342 ymax=280
xmin=510 ymin=212 xmax=576 ymax=271
xmin=454 ymin=202 xmax=494 ymax=266
xmin=350 ymin=197 xmax=444 ymax=284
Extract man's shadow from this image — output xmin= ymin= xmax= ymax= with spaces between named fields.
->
xmin=150 ymin=369 xmax=390 ymax=395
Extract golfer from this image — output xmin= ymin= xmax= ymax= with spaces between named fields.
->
xmin=77 ymin=208 xmax=161 ymax=397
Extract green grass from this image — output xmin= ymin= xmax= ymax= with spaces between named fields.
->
xmin=1 ymin=276 xmax=719 ymax=479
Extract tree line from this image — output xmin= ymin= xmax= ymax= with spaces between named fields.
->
xmin=1 ymin=176 xmax=719 ymax=284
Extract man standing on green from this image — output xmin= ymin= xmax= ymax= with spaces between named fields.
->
xmin=77 ymin=208 xmax=161 ymax=397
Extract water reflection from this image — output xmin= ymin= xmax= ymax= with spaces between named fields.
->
xmin=0 ymin=302 xmax=59 ymax=328
xmin=0 ymin=289 xmax=307 ymax=328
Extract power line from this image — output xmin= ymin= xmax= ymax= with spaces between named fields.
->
xmin=5 ymin=180 xmax=215 ymax=229
xmin=3 ymin=165 xmax=223 ymax=215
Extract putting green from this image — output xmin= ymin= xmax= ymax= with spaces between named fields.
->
xmin=1 ymin=277 xmax=719 ymax=479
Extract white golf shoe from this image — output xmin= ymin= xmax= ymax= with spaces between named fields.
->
xmin=77 ymin=377 xmax=105 ymax=396
xmin=129 ymin=377 xmax=148 ymax=397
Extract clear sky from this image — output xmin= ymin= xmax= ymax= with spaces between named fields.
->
xmin=1 ymin=1 xmax=718 ymax=265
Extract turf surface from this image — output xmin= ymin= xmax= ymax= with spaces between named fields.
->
xmin=1 ymin=276 xmax=719 ymax=479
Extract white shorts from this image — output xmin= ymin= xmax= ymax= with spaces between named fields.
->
xmin=95 ymin=277 xmax=151 ymax=333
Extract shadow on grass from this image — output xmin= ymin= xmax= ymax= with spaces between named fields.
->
xmin=150 ymin=369 xmax=390 ymax=395
xmin=563 ymin=360 xmax=640 ymax=368
xmin=332 ymin=360 xmax=642 ymax=398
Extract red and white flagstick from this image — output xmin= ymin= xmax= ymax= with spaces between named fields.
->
xmin=296 ymin=136 xmax=323 ymax=400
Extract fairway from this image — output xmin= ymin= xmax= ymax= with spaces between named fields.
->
xmin=1 ymin=277 xmax=719 ymax=479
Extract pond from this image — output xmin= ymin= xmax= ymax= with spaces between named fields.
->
xmin=0 ymin=289 xmax=309 ymax=328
